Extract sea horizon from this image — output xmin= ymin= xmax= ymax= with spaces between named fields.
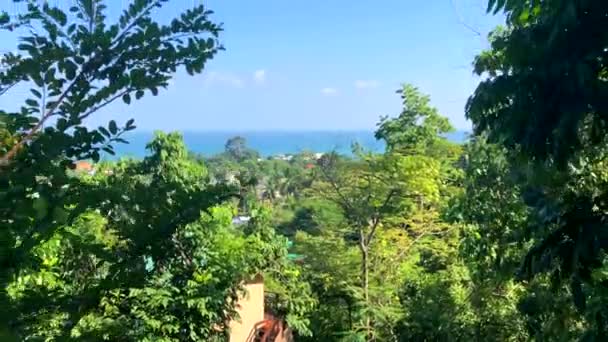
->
xmin=109 ymin=130 xmax=470 ymax=160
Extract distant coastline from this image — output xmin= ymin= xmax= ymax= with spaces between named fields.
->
xmin=109 ymin=130 xmax=470 ymax=159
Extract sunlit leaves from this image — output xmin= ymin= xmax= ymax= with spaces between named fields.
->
xmin=1 ymin=131 xmax=313 ymax=340
xmin=0 ymin=0 xmax=222 ymax=164
xmin=376 ymin=84 xmax=453 ymax=155
xmin=0 ymin=1 xmax=223 ymax=339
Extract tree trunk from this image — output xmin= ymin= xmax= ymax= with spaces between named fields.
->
xmin=361 ymin=245 xmax=369 ymax=305
xmin=359 ymin=229 xmax=371 ymax=340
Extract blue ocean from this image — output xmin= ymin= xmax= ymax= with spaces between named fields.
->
xmin=111 ymin=130 xmax=469 ymax=159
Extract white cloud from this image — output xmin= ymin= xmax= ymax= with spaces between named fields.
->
xmin=321 ymin=87 xmax=338 ymax=96
xmin=204 ymin=71 xmax=244 ymax=88
xmin=253 ymin=69 xmax=266 ymax=84
xmin=354 ymin=80 xmax=380 ymax=89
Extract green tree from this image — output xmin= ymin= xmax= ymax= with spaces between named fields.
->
xmin=395 ymin=236 xmax=474 ymax=341
xmin=449 ymin=137 xmax=532 ymax=340
xmin=375 ymin=83 xmax=463 ymax=207
xmin=376 ymin=84 xmax=453 ymax=156
xmin=0 ymin=0 xmax=223 ymax=337
xmin=302 ymin=85 xmax=462 ymax=341
xmin=5 ymin=132 xmax=233 ymax=340
xmin=466 ymin=1 xmax=608 ymax=338
xmin=225 ymin=136 xmax=259 ymax=162
xmin=293 ymin=187 xmax=462 ymax=341
xmin=5 ymin=132 xmax=314 ymax=340
xmin=451 ymin=136 xmax=595 ymax=340
xmin=278 ymin=197 xmax=345 ymax=237
xmin=314 ymin=150 xmax=442 ymax=340
xmin=248 ymin=207 xmax=317 ymax=337
xmin=468 ymin=0 xmax=607 ymax=162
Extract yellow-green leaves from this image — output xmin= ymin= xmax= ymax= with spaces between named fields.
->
xmin=0 ymin=1 xmax=226 ymax=340
xmin=396 ymin=154 xmax=441 ymax=205
xmin=376 ymin=84 xmax=453 ymax=155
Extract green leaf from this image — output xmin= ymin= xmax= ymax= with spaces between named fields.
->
xmin=30 ymin=89 xmax=42 ymax=98
xmin=47 ymin=7 xmax=67 ymax=26
xmin=57 ymin=118 xmax=68 ymax=131
xmin=122 ymin=93 xmax=131 ymax=104
xmin=518 ymin=9 xmax=530 ymax=23
xmin=126 ymin=118 xmax=135 ymax=128
xmin=17 ymin=43 xmax=35 ymax=54
xmin=102 ymin=146 xmax=115 ymax=155
xmin=99 ymin=126 xmax=111 ymax=138
xmin=68 ymin=23 xmax=77 ymax=35
xmin=487 ymin=0 xmax=497 ymax=13
xmin=135 ymin=90 xmax=144 ymax=100
xmin=493 ymin=0 xmax=506 ymax=14
xmin=44 ymin=68 xmax=55 ymax=82
xmin=109 ymin=120 xmax=118 ymax=135
xmin=52 ymin=207 xmax=69 ymax=224
xmin=65 ymin=61 xmax=77 ymax=80
xmin=0 ymin=12 xmax=9 ymax=25
xmin=25 ymin=99 xmax=38 ymax=107
xmin=33 ymin=197 xmax=48 ymax=219
xmin=32 ymin=74 xmax=44 ymax=87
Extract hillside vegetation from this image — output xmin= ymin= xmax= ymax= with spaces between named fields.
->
xmin=1 ymin=0 xmax=607 ymax=340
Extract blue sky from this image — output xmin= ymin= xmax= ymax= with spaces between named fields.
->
xmin=0 ymin=0 xmax=504 ymax=131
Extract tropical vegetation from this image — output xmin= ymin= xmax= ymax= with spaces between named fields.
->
xmin=1 ymin=0 xmax=607 ymax=341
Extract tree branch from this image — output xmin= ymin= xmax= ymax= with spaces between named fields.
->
xmin=78 ymin=88 xmax=133 ymax=121
xmin=318 ymin=162 xmax=356 ymax=215
xmin=396 ymin=224 xmax=458 ymax=261
xmin=0 ymin=81 xmax=19 ymax=97
xmin=111 ymin=1 xmax=161 ymax=48
xmin=365 ymin=189 xmax=396 ymax=245
xmin=0 ymin=75 xmax=80 ymax=166
xmin=450 ymin=0 xmax=482 ymax=37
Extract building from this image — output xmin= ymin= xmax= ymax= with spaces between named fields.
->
xmin=229 ymin=275 xmax=294 ymax=342
xmin=73 ymin=160 xmax=96 ymax=175
xmin=232 ymin=215 xmax=251 ymax=226
xmin=271 ymin=154 xmax=293 ymax=162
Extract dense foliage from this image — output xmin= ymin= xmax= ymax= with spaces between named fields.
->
xmin=2 ymin=0 xmax=608 ymax=341
xmin=0 ymin=1 xmax=311 ymax=340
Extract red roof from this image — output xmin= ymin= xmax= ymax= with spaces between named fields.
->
xmin=74 ymin=161 xmax=93 ymax=172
